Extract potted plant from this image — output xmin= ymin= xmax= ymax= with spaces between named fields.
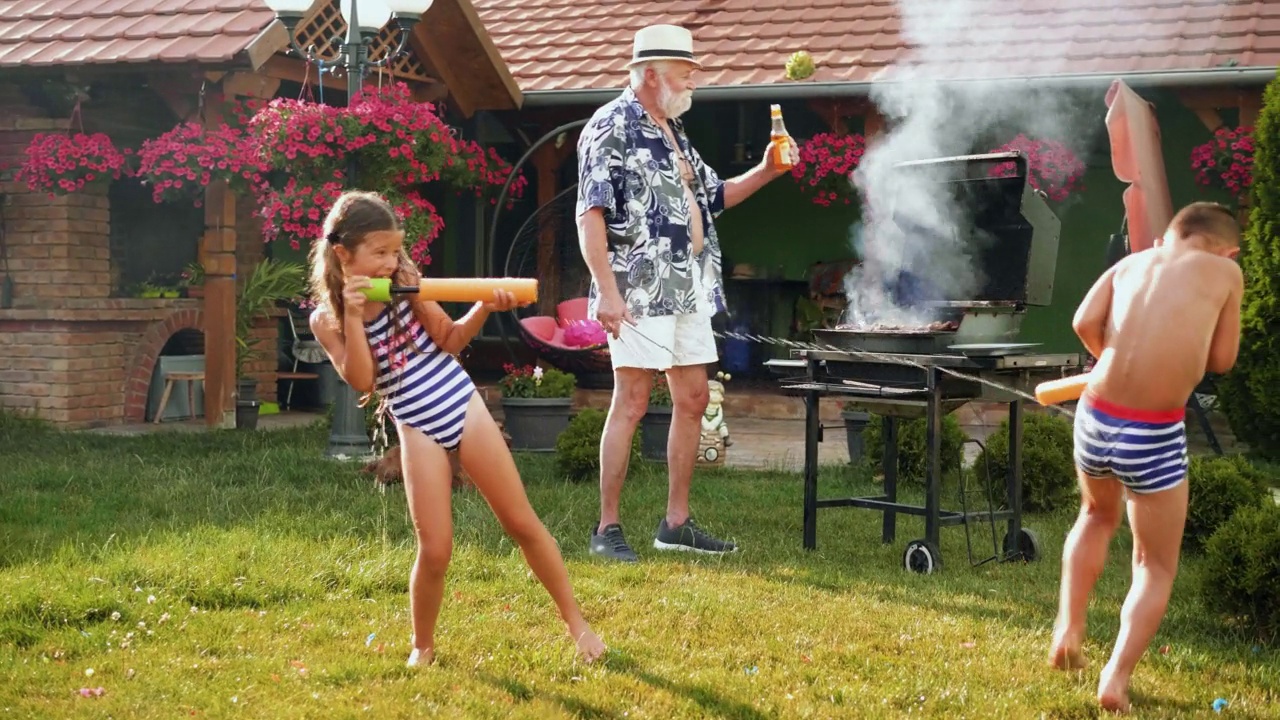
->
xmin=235 ymin=258 xmax=307 ymax=430
xmin=640 ymin=375 xmax=674 ymax=462
xmin=181 ymin=261 xmax=205 ymax=298
xmin=841 ymin=401 xmax=871 ymax=464
xmin=498 ymin=363 xmax=577 ymax=451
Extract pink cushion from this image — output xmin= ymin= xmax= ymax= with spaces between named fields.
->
xmin=520 ymin=316 xmax=583 ymax=351
xmin=557 ymin=298 xmax=590 ymax=325
xmin=520 ymin=316 xmax=560 ymax=342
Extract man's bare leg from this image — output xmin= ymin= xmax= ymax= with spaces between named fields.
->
xmin=598 ymin=367 xmax=653 ymax=528
xmin=1097 ymin=478 xmax=1189 ymax=714
xmin=1050 ymin=469 xmax=1125 ymax=671
xmin=662 ymin=363 xmax=710 ymax=527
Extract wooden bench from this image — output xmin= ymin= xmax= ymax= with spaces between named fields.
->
xmin=153 ymin=371 xmax=204 ymax=423
xmin=278 ymin=370 xmax=320 ymax=410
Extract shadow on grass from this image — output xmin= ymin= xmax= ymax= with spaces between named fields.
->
xmin=478 ymin=671 xmax=623 ymax=720
xmin=601 ymin=653 xmax=770 ymax=720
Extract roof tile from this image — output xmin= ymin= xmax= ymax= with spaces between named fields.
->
xmin=0 ymin=0 xmax=275 ymax=68
xmin=473 ymin=0 xmax=1280 ymax=94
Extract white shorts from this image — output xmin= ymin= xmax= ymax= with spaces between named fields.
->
xmin=608 ymin=312 xmax=718 ymax=370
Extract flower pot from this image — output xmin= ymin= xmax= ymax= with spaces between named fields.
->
xmin=238 ymin=378 xmax=258 ymax=404
xmin=500 ymin=396 xmax=573 ymax=452
xmin=235 ymin=400 xmax=260 ymax=430
xmin=842 ymin=409 xmax=871 ymax=464
xmin=640 ymin=405 xmax=673 ymax=462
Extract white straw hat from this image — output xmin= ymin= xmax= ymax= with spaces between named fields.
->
xmin=626 ymin=24 xmax=701 ymax=68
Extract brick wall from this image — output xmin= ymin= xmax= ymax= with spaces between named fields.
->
xmin=0 ymin=81 xmax=284 ymax=427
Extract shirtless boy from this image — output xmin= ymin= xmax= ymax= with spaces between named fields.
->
xmin=1049 ymin=202 xmax=1244 ymax=713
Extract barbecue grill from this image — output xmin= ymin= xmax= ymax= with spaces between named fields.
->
xmin=769 ymin=151 xmax=1083 ymax=574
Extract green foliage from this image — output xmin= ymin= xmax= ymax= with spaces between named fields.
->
xmin=649 ymin=375 xmax=673 ymax=406
xmin=498 ymin=364 xmax=577 ymax=399
xmin=236 ymin=258 xmax=307 ymax=379
xmin=554 ymin=408 xmax=641 ymax=482
xmin=974 ymin=411 xmax=1076 ymax=513
xmin=1185 ymin=454 xmax=1272 ymax=554
xmin=1219 ymin=72 xmax=1280 ymax=459
xmin=1200 ymin=501 xmax=1280 ymax=645
xmin=862 ymin=413 xmax=968 ymax=484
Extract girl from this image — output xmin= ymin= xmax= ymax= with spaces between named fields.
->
xmin=307 ymin=190 xmax=606 ymax=666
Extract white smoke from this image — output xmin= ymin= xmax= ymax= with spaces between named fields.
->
xmin=842 ymin=0 xmax=1106 ymax=328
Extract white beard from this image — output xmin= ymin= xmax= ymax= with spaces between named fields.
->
xmin=658 ymin=83 xmax=693 ymax=119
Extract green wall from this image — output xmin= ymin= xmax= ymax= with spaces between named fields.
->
xmin=675 ymin=89 xmax=1237 ymax=354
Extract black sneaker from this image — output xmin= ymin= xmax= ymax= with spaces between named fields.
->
xmin=590 ymin=523 xmax=638 ymax=563
xmin=653 ymin=518 xmax=737 ymax=555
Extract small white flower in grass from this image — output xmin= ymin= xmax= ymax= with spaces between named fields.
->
xmin=110 ymin=612 xmax=120 ymax=622
xmin=84 ymin=668 xmax=94 ymax=677
xmin=146 ymin=595 xmax=156 ymax=605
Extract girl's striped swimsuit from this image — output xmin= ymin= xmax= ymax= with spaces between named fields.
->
xmin=365 ymin=300 xmax=476 ymax=450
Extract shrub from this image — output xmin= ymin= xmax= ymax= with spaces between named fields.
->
xmin=1219 ymin=73 xmax=1280 ymax=459
xmin=862 ymin=413 xmax=968 ymax=484
xmin=1185 ymin=454 xmax=1271 ymax=554
xmin=974 ymin=411 xmax=1076 ymax=513
xmin=555 ymin=408 xmax=642 ymax=482
xmin=1199 ymin=501 xmax=1280 ymax=645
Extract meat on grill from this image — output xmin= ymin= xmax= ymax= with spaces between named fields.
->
xmin=835 ymin=320 xmax=960 ymax=333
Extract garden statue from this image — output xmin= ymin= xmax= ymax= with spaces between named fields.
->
xmin=698 ymin=372 xmax=732 ymax=465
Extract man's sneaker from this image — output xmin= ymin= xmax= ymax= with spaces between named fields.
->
xmin=590 ymin=523 xmax=638 ymax=563
xmin=653 ymin=518 xmax=737 ymax=554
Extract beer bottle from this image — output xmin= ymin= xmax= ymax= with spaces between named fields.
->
xmin=769 ymin=104 xmax=794 ymax=170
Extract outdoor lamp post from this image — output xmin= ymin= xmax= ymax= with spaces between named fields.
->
xmin=263 ymin=0 xmax=429 ymax=458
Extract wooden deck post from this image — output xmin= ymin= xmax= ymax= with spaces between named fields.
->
xmin=200 ymin=90 xmax=237 ymax=428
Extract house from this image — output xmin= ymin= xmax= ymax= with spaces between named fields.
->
xmin=471 ymin=0 xmax=1279 ymax=364
xmin=0 ymin=0 xmax=521 ymax=429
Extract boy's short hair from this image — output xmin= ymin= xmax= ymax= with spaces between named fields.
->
xmin=1168 ymin=202 xmax=1241 ymax=247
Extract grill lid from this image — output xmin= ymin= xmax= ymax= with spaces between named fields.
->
xmin=887 ymin=152 xmax=1062 ymax=307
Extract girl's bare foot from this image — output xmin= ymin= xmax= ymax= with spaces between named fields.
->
xmin=406 ymin=647 xmax=435 ymax=668
xmin=1049 ymin=628 xmax=1087 ymax=670
xmin=573 ymin=628 xmax=606 ymax=663
xmin=1097 ymin=662 xmax=1132 ymax=714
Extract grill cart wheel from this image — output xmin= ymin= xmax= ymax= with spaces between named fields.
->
xmin=1002 ymin=528 xmax=1041 ymax=562
xmin=903 ymin=539 xmax=942 ymax=574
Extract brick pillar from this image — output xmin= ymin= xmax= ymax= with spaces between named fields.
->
xmin=0 ymin=114 xmax=112 ymax=305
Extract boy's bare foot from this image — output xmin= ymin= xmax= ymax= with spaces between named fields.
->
xmin=406 ymin=647 xmax=435 ymax=668
xmin=573 ymin=628 xmax=606 ymax=663
xmin=1049 ymin=628 xmax=1087 ymax=670
xmin=1097 ymin=662 xmax=1132 ymax=714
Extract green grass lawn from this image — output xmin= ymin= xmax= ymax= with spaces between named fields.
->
xmin=1 ymin=416 xmax=1276 ymax=719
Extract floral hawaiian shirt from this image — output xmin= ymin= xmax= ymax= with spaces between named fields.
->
xmin=576 ymin=87 xmax=727 ymax=320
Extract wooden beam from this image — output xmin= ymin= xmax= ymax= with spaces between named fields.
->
xmin=864 ymin=106 xmax=886 ymax=139
xmin=218 ymin=71 xmax=282 ymax=100
xmin=1176 ymin=87 xmax=1251 ymax=111
xmin=199 ymin=89 xmax=238 ymax=429
xmin=1240 ymin=89 xmax=1263 ymax=126
xmin=410 ymin=0 xmax=521 ymax=117
xmin=145 ymin=71 xmax=202 ymax=120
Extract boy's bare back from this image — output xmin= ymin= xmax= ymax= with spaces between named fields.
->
xmin=1078 ymin=208 xmax=1243 ymax=413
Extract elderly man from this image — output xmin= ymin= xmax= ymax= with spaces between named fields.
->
xmin=575 ymin=23 xmax=797 ymax=562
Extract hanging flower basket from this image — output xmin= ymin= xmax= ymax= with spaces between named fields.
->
xmin=14 ymin=81 xmax=526 ymax=269
xmin=986 ymin=134 xmax=1086 ymax=203
xmin=16 ymin=132 xmax=132 ymax=197
xmin=1190 ymin=125 xmax=1254 ymax=203
xmin=134 ymin=121 xmax=267 ymax=205
xmin=789 ymin=132 xmax=866 ymax=207
xmin=246 ymin=82 xmax=525 ymax=254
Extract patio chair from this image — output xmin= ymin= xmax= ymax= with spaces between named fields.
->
xmin=279 ymin=305 xmax=325 ymax=409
